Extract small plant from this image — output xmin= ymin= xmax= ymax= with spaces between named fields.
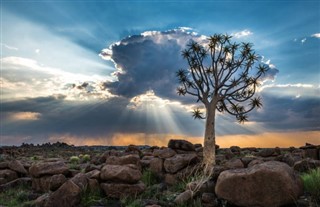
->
xmin=80 ymin=188 xmax=106 ymax=207
xmin=0 ymin=184 xmax=32 ymax=206
xmin=82 ymin=154 xmax=91 ymax=163
xmin=69 ymin=155 xmax=80 ymax=164
xmin=301 ymin=168 xmax=320 ymax=202
xmin=120 ymin=196 xmax=142 ymax=207
xmin=141 ymin=169 xmax=158 ymax=187
xmin=30 ymin=155 xmax=39 ymax=161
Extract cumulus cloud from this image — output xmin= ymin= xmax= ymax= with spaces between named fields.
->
xmin=232 ymin=29 xmax=253 ymax=38
xmin=311 ymin=33 xmax=320 ymax=38
xmin=100 ymin=28 xmax=277 ymax=102
xmin=1 ymin=56 xmax=112 ymax=100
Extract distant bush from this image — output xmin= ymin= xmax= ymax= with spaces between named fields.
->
xmin=70 ymin=156 xmax=80 ymax=164
xmin=82 ymin=154 xmax=91 ymax=163
xmin=301 ymin=168 xmax=320 ymax=201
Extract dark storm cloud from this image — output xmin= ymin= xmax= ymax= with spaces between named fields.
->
xmin=0 ymin=95 xmax=204 ymax=142
xmin=100 ymin=29 xmax=279 ymax=104
xmin=251 ymin=86 xmax=320 ymax=131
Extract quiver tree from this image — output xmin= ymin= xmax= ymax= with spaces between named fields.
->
xmin=176 ymin=34 xmax=268 ymax=167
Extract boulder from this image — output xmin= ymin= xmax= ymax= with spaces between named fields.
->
xmin=303 ymin=148 xmax=319 ymax=160
xmin=100 ymin=181 xmax=145 ymax=198
xmin=153 ymin=148 xmax=176 ymax=159
xmin=247 ymin=159 xmax=264 ymax=168
xmin=224 ymin=158 xmax=244 ymax=169
xmin=85 ymin=169 xmax=100 ymax=180
xmin=202 ymin=193 xmax=217 ymax=207
xmin=168 ymin=139 xmax=195 ymax=151
xmin=230 ymin=146 xmax=241 ymax=155
xmin=29 ymin=161 xmax=69 ymax=178
xmin=0 ymin=162 xmax=8 ymax=169
xmin=293 ymin=158 xmax=320 ymax=173
xmin=215 ymin=161 xmax=303 ymax=207
xmin=174 ymin=190 xmax=193 ymax=205
xmin=8 ymin=160 xmax=28 ymax=174
xmin=49 ymin=174 xmax=67 ymax=191
xmin=105 ymin=154 xmax=140 ymax=166
xmin=0 ymin=169 xmax=18 ymax=185
xmin=32 ymin=176 xmax=52 ymax=192
xmin=258 ymin=148 xmax=276 ymax=157
xmin=44 ymin=180 xmax=81 ymax=207
xmin=164 ymin=154 xmax=198 ymax=173
xmin=70 ymin=173 xmax=88 ymax=190
xmin=149 ymin=158 xmax=163 ymax=175
xmin=100 ymin=164 xmax=142 ymax=183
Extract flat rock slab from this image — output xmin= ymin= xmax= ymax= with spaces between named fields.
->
xmin=29 ymin=161 xmax=69 ymax=178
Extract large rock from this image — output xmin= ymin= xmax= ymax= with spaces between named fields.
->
xmin=100 ymin=181 xmax=145 ymax=198
xmin=293 ymin=158 xmax=320 ymax=172
xmin=100 ymin=164 xmax=141 ymax=183
xmin=153 ymin=148 xmax=176 ymax=159
xmin=174 ymin=190 xmax=193 ymax=205
xmin=168 ymin=139 xmax=195 ymax=151
xmin=224 ymin=158 xmax=244 ymax=169
xmin=105 ymin=154 xmax=140 ymax=166
xmin=215 ymin=161 xmax=303 ymax=207
xmin=0 ymin=169 xmax=18 ymax=185
xmin=164 ymin=154 xmax=198 ymax=173
xmin=44 ymin=180 xmax=81 ymax=207
xmin=8 ymin=160 xmax=28 ymax=174
xmin=258 ymin=148 xmax=276 ymax=157
xmin=29 ymin=161 xmax=69 ymax=178
xmin=149 ymin=158 xmax=163 ymax=175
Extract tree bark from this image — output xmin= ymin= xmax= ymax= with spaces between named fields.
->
xmin=203 ymin=102 xmax=217 ymax=167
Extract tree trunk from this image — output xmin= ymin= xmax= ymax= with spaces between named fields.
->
xmin=203 ymin=102 xmax=217 ymax=167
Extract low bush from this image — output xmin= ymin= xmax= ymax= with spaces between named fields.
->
xmin=301 ymin=167 xmax=320 ymax=201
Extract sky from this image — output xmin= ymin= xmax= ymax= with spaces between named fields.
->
xmin=0 ymin=0 xmax=319 ymax=147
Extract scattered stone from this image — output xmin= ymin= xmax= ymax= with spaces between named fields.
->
xmin=247 ymin=159 xmax=264 ymax=168
xmin=153 ymin=148 xmax=176 ymax=159
xmin=149 ymin=157 xmax=163 ymax=175
xmin=45 ymin=180 xmax=82 ymax=207
xmin=49 ymin=174 xmax=67 ymax=191
xmin=100 ymin=181 xmax=146 ymax=198
xmin=224 ymin=158 xmax=244 ymax=169
xmin=202 ymin=193 xmax=217 ymax=207
xmin=215 ymin=161 xmax=303 ymax=207
xmin=0 ymin=169 xmax=18 ymax=185
xmin=164 ymin=154 xmax=198 ymax=173
xmin=293 ymin=158 xmax=320 ymax=173
xmin=174 ymin=190 xmax=193 ymax=205
xmin=168 ymin=139 xmax=195 ymax=151
xmin=8 ymin=160 xmax=28 ymax=174
xmin=100 ymin=164 xmax=142 ymax=183
xmin=106 ymin=154 xmax=140 ymax=167
xmin=29 ymin=161 xmax=69 ymax=178
xmin=258 ymin=148 xmax=276 ymax=157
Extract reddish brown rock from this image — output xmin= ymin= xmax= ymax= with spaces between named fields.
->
xmin=164 ymin=154 xmax=198 ymax=173
xmin=29 ymin=161 xmax=69 ymax=178
xmin=153 ymin=148 xmax=176 ymax=159
xmin=149 ymin=158 xmax=163 ymax=175
xmin=106 ymin=154 xmax=141 ymax=169
xmin=0 ymin=169 xmax=18 ymax=185
xmin=215 ymin=161 xmax=303 ymax=207
xmin=45 ymin=180 xmax=81 ymax=207
xmin=293 ymin=158 xmax=320 ymax=173
xmin=70 ymin=173 xmax=88 ymax=190
xmin=85 ymin=169 xmax=100 ymax=180
xmin=100 ymin=164 xmax=142 ymax=183
xmin=258 ymin=148 xmax=276 ymax=157
xmin=49 ymin=174 xmax=67 ymax=191
xmin=8 ymin=160 xmax=28 ymax=174
xmin=247 ymin=159 xmax=264 ymax=168
xmin=168 ymin=139 xmax=195 ymax=151
xmin=0 ymin=162 xmax=8 ymax=169
xmin=100 ymin=181 xmax=145 ymax=198
xmin=174 ymin=190 xmax=193 ymax=204
xmin=224 ymin=158 xmax=244 ymax=169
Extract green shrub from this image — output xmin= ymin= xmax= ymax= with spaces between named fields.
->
xmin=301 ymin=168 xmax=320 ymax=201
xmin=141 ymin=169 xmax=158 ymax=187
xmin=80 ymin=188 xmax=106 ymax=207
xmin=70 ymin=156 xmax=80 ymax=164
xmin=82 ymin=154 xmax=91 ymax=162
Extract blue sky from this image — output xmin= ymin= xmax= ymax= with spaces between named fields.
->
xmin=1 ymin=0 xmax=319 ymax=146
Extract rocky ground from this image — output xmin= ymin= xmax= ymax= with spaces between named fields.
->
xmin=0 ymin=140 xmax=319 ymax=207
